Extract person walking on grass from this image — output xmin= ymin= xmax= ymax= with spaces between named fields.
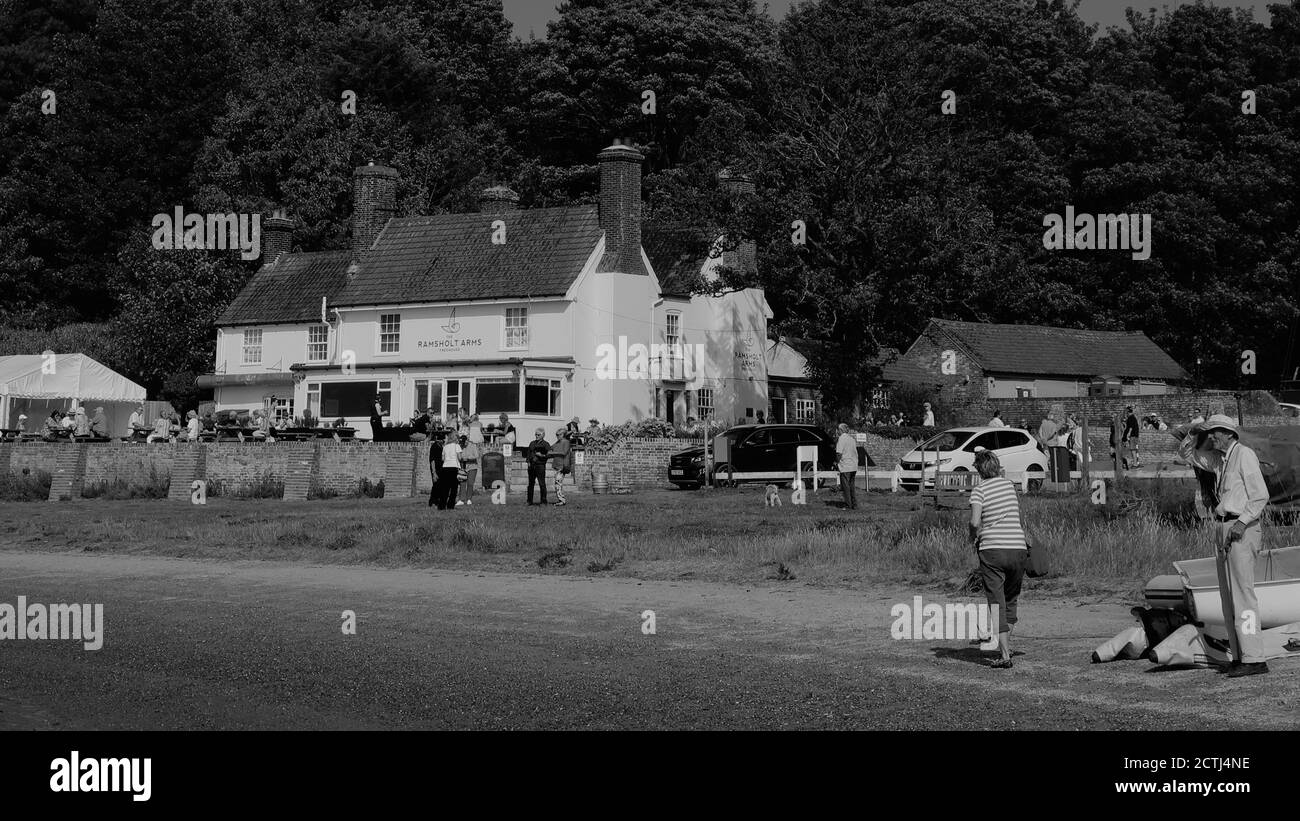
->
xmin=1179 ymin=414 xmax=1271 ymax=677
xmin=457 ymin=434 xmax=480 ymax=507
xmin=968 ymin=450 xmax=1027 ymax=669
xmin=835 ymin=423 xmax=858 ymax=510
xmin=550 ymin=428 xmax=574 ymax=506
xmin=427 ymin=433 xmax=445 ymax=508
xmin=526 ymin=427 xmax=550 ymax=505
xmin=437 ymin=433 xmax=462 ymax=510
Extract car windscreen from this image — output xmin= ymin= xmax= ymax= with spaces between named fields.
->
xmin=917 ymin=430 xmax=975 ymax=451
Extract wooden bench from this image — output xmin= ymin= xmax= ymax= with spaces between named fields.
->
xmin=921 ymin=470 xmax=980 ymax=508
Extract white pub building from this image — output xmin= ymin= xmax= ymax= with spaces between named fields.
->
xmin=202 ymin=144 xmax=790 ymax=437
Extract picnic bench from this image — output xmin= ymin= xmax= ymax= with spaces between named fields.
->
xmin=920 ymin=470 xmax=980 ymax=508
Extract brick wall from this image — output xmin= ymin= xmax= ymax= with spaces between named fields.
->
xmin=959 ymin=390 xmax=1289 ymax=431
xmin=894 ymin=330 xmax=988 ymax=406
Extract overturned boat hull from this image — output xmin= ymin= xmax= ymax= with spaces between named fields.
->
xmin=1173 ymin=545 xmax=1300 ymax=629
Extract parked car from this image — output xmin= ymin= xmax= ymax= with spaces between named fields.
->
xmin=895 ymin=426 xmax=1047 ymax=492
xmin=668 ymin=424 xmax=847 ymax=488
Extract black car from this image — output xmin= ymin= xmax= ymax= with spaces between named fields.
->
xmin=668 ymin=424 xmax=853 ymax=488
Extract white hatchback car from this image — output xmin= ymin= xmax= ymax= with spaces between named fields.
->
xmin=894 ymin=426 xmax=1048 ymax=492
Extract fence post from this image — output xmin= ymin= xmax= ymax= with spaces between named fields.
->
xmin=1080 ymin=415 xmax=1090 ymax=492
xmin=1112 ymin=413 xmax=1123 ymax=487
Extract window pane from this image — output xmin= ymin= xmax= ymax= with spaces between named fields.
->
xmin=478 ymin=378 xmax=519 ymax=414
xmin=320 ymin=382 xmax=384 ymax=417
xmin=524 ymin=378 xmax=552 ymax=415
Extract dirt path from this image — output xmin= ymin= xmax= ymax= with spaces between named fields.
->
xmin=0 ymin=550 xmax=1295 ymax=729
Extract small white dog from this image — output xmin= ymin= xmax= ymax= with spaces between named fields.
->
xmin=764 ymin=484 xmax=782 ymax=507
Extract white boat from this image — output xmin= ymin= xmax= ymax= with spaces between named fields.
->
xmin=1173 ymin=546 xmax=1300 ymax=628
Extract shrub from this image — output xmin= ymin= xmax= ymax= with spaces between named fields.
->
xmin=0 ymin=470 xmax=52 ymax=501
xmin=81 ymin=465 xmax=168 ymax=499
xmin=307 ymin=480 xmax=339 ymax=500
xmin=220 ymin=473 xmax=283 ymax=499
xmin=584 ymin=417 xmax=731 ymax=451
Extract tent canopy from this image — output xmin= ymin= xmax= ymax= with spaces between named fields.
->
xmin=0 ymin=354 xmax=145 ymax=402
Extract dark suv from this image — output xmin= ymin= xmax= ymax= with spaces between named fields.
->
xmin=668 ymin=424 xmax=850 ymax=488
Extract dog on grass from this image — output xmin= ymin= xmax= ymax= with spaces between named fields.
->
xmin=764 ymin=484 xmax=781 ymax=507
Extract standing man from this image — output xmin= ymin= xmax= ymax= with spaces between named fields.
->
xmin=987 ymin=409 xmax=1006 ymax=428
xmin=1036 ymin=407 xmax=1059 ymax=452
xmin=427 ymin=433 xmax=445 ymax=508
xmin=835 ymin=423 xmax=859 ymax=510
xmin=90 ymin=406 xmax=109 ymax=438
xmin=1179 ymin=415 xmax=1271 ymax=677
xmin=526 ymin=427 xmax=550 ymax=505
xmin=1122 ymin=405 xmax=1142 ymax=468
xmin=550 ymin=428 xmax=573 ymax=506
xmin=921 ymin=402 xmax=935 ymax=427
xmin=370 ymin=394 xmax=385 ymax=441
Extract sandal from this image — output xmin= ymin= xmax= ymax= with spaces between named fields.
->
xmin=990 ymin=658 xmax=1013 ymax=669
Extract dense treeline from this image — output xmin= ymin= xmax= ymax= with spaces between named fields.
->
xmin=0 ymin=0 xmax=1297 ymax=411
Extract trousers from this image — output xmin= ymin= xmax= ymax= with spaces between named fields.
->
xmin=1215 ymin=520 xmax=1265 ymax=664
xmin=839 ymin=471 xmax=857 ymax=509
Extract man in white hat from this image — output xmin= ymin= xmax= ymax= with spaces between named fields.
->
xmin=1178 ymin=414 xmax=1271 ymax=676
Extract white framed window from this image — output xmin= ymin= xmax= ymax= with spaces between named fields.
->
xmin=307 ymin=324 xmax=329 ymax=362
xmin=697 ymin=388 xmax=714 ymax=418
xmin=379 ymin=313 xmax=401 ymax=354
xmin=666 ymin=312 xmax=680 ymax=347
xmin=504 ymin=307 xmax=528 ymax=349
xmin=269 ymin=396 xmax=293 ymax=424
xmin=242 ymin=329 xmax=262 ymax=365
xmin=524 ymin=377 xmax=561 ymax=416
xmin=795 ymin=399 xmax=817 ymax=422
xmin=476 ymin=376 xmax=519 ymax=414
xmin=306 ymin=382 xmax=321 ymax=419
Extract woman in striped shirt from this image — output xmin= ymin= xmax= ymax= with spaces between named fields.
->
xmin=969 ymin=450 xmax=1027 ymax=669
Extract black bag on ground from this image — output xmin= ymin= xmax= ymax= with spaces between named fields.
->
xmin=1024 ymin=530 xmax=1052 ymax=578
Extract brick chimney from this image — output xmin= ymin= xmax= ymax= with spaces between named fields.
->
xmin=351 ymin=163 xmax=398 ymax=253
xmin=479 ymin=184 xmax=519 ymax=213
xmin=718 ymin=168 xmax=756 ymax=276
xmin=262 ymin=209 xmax=294 ymax=263
xmin=597 ymin=140 xmax=648 ymax=275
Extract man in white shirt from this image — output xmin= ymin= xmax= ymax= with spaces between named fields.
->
xmin=835 ymin=423 xmax=859 ymax=509
xmin=921 ymin=402 xmax=935 ymax=427
xmin=127 ymin=405 xmax=145 ymax=438
xmin=1178 ymin=414 xmax=1271 ymax=677
xmin=987 ymin=410 xmax=1006 ymax=428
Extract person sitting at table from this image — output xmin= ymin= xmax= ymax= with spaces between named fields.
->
xmin=497 ymin=413 xmax=516 ymax=444
xmin=44 ymin=411 xmax=64 ymax=440
xmin=185 ymin=410 xmax=201 ymax=442
xmin=72 ymin=407 xmax=91 ymax=437
xmin=62 ymin=409 xmax=76 ymax=430
xmin=90 ymin=407 xmax=108 ymax=438
xmin=127 ymin=404 xmax=145 ymax=439
xmin=410 ymin=408 xmax=431 ymax=442
xmin=250 ymin=408 xmax=274 ymax=441
xmin=14 ymin=413 xmax=28 ymax=434
xmin=147 ymin=415 xmax=171 ymax=443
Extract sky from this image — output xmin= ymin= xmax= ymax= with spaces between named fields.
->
xmin=501 ymin=0 xmax=1280 ymax=40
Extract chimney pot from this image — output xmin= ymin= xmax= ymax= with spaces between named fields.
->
xmin=352 ymin=164 xmax=398 ymax=252
xmin=597 ymin=143 xmax=647 ymax=276
xmin=262 ymin=210 xmax=295 ymax=262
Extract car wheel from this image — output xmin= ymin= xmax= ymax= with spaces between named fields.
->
xmin=713 ymin=464 xmax=737 ymax=488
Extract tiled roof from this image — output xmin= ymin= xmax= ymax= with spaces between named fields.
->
xmin=641 ymin=223 xmax=715 ymax=298
xmin=892 ymin=319 xmax=1189 ymax=381
xmin=331 ymin=206 xmax=601 ymax=306
xmin=216 ymin=251 xmax=354 ymax=326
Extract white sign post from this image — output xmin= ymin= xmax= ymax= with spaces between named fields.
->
xmin=795 ymin=444 xmax=819 ymax=491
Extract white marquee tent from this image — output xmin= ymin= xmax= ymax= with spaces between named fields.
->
xmin=0 ymin=354 xmax=147 ymax=435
